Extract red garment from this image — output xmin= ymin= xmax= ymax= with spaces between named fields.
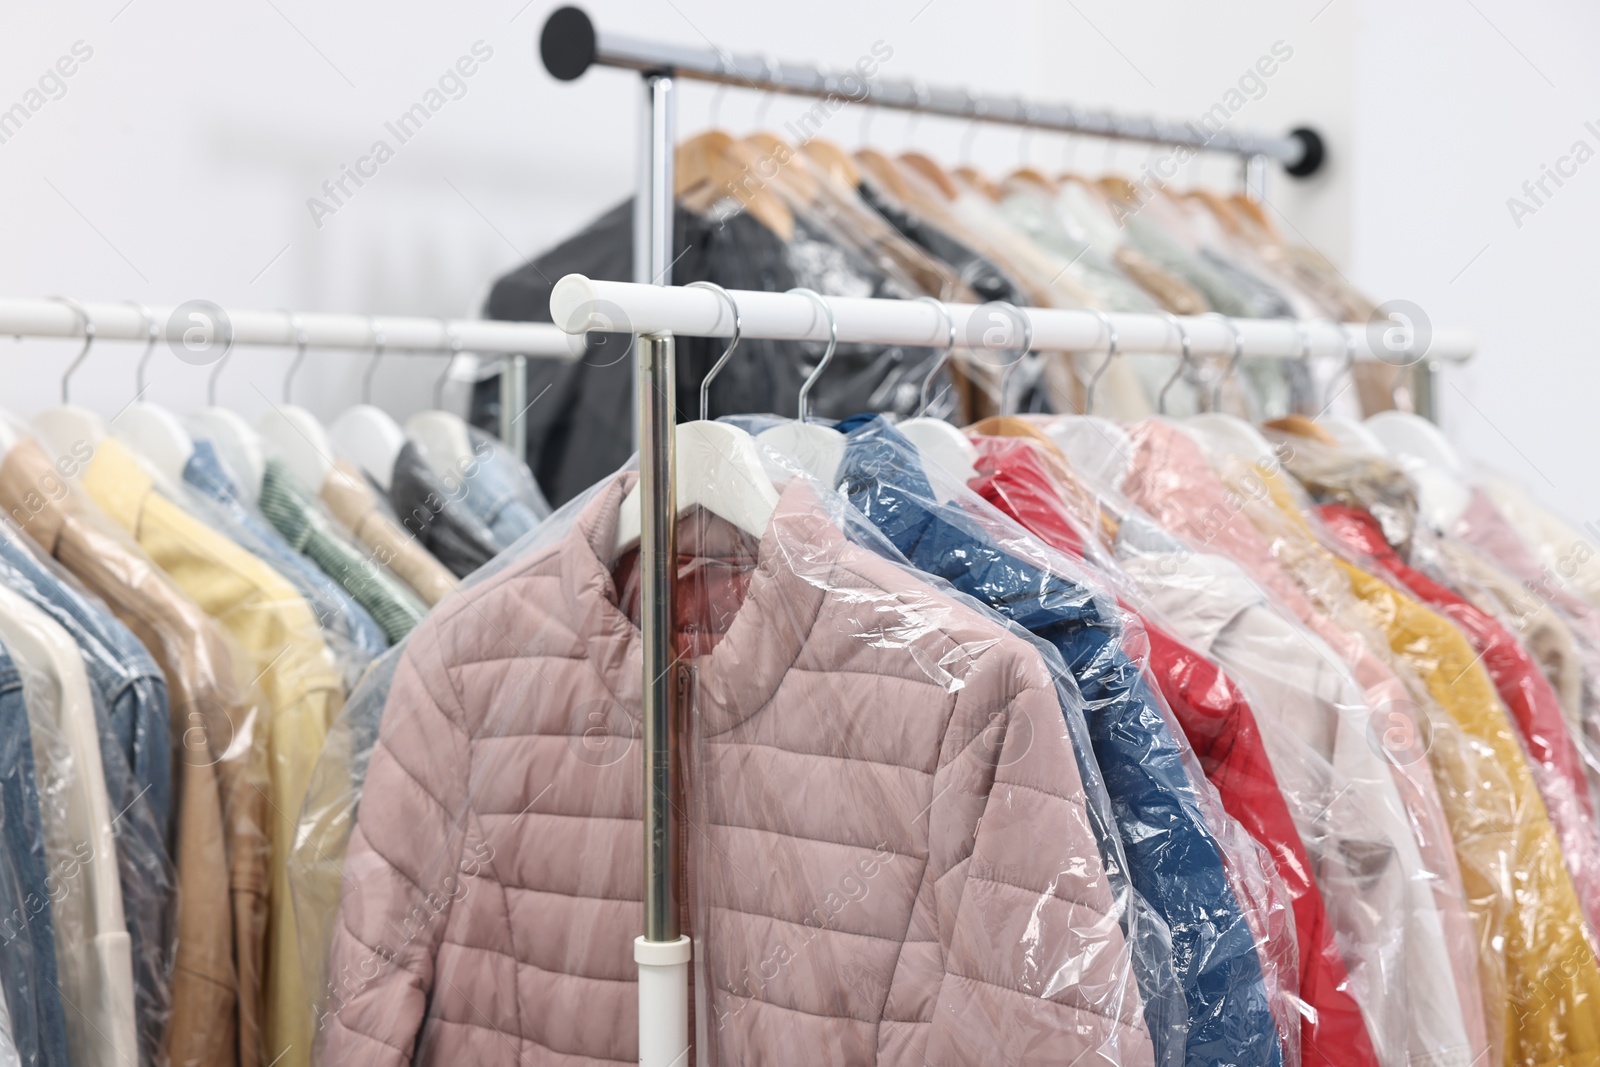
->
xmin=970 ymin=435 xmax=1380 ymax=1067
xmin=1318 ymin=502 xmax=1600 ymax=937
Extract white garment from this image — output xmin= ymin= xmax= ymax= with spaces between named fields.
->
xmin=0 ymin=582 xmax=135 ymax=1067
xmin=1115 ymin=517 xmax=1473 ymax=1067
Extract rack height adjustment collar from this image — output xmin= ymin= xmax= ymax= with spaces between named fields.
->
xmin=537 ymin=5 xmax=1328 ymax=177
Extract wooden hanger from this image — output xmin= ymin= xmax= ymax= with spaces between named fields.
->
xmin=854 ymin=147 xmax=914 ymax=202
xmin=1229 ymin=193 xmax=1284 ymax=240
xmin=742 ymin=131 xmax=820 ymax=204
xmin=1004 ymin=167 xmax=1058 ymax=193
xmin=676 ymin=130 xmax=795 ymax=240
xmin=798 ymin=138 xmax=861 ymax=188
xmin=952 ymin=165 xmax=1004 ymax=201
xmin=1263 ymin=414 xmax=1339 ymax=447
xmin=899 ymin=152 xmax=960 ymax=200
xmin=1186 ymin=189 xmax=1247 ymax=237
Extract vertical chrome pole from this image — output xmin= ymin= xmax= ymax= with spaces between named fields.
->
xmin=498 ymin=353 xmax=528 ymax=458
xmin=1413 ymin=358 xmax=1440 ymax=423
xmin=1244 ymin=153 xmax=1268 ymax=202
xmin=637 ymin=329 xmax=679 ymax=944
xmin=633 ymin=70 xmax=690 ymax=1067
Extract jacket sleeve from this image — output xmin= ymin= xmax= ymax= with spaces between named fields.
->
xmin=923 ymin=650 xmax=1156 ymax=1067
xmin=315 ymin=638 xmax=474 ymax=1066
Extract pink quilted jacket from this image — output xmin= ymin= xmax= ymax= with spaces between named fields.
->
xmin=317 ymin=476 xmax=1153 ymax=1065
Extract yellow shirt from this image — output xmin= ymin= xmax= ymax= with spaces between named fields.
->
xmin=1253 ymin=466 xmax=1600 ymax=1067
xmin=84 ymin=438 xmax=343 ymax=1067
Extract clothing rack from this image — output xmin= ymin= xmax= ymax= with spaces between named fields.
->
xmin=0 ymin=298 xmax=573 ymax=471
xmin=537 ymin=9 xmax=1338 ymax=1064
xmin=549 ymin=275 xmax=1477 ymax=364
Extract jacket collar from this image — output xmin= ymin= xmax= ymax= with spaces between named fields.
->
xmin=557 ymin=473 xmax=833 ymax=734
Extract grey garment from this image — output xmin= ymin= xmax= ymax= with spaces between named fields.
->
xmin=388 ymin=442 xmax=502 ymax=579
xmin=997 ymin=190 xmax=1161 ymax=313
xmin=1122 ymin=215 xmax=1257 ymax=318
xmin=1197 ymin=250 xmax=1295 ymax=319
xmin=455 ymin=427 xmax=551 ymax=549
xmin=181 ymin=438 xmax=388 ymax=686
xmin=477 ymin=197 xmax=947 ymax=506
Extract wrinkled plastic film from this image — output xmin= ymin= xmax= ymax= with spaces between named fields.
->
xmin=1096 ymin=416 xmax=1495 ymax=1060
xmin=0 ymin=451 xmax=276 ymax=1067
xmin=965 ymin=429 xmax=1415 ymax=1067
xmin=1269 ymin=433 xmax=1600 ymax=950
xmin=168 ymin=468 xmax=381 ymax=693
xmin=665 ymin=468 xmax=1165 ymax=1066
xmin=1192 ymin=429 xmax=1600 ymax=1067
xmin=825 ymin=417 xmax=1296 ymax=1066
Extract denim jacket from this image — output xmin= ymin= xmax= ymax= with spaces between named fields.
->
xmin=0 ymin=643 xmax=70 ymax=1067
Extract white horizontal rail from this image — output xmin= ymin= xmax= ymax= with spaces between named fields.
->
xmin=550 ymin=275 xmax=1475 ymax=365
xmin=0 ymin=299 xmax=577 ymax=357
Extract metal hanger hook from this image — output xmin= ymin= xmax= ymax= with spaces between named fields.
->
xmin=435 ymin=320 xmax=464 ymax=409
xmin=1083 ymin=308 xmax=1119 ymax=416
xmin=281 ymin=311 xmax=309 ymax=403
xmin=1157 ymin=311 xmax=1193 ymax=416
xmin=752 ymin=60 xmax=780 ymax=126
xmin=687 ymin=281 xmax=743 ymax=421
xmin=362 ymin=317 xmax=386 ymax=405
xmin=990 ymin=300 xmax=1033 ymax=416
xmin=206 ymin=312 xmax=237 ymax=407
xmin=914 ymin=295 xmax=956 ymax=416
xmin=707 ymin=82 xmax=728 ymax=129
xmin=127 ymin=301 xmax=157 ymax=398
xmin=788 ymin=287 xmax=838 ymax=423
xmin=1294 ymin=319 xmax=1318 ymax=416
xmin=1205 ymin=312 xmax=1245 ymax=410
xmin=50 ymin=296 xmax=94 ymax=404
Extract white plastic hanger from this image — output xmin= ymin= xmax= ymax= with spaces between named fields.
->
xmin=896 ymin=297 xmax=978 ymax=488
xmin=406 ymin=322 xmax=479 ymax=476
xmin=186 ymin=307 xmax=281 ymax=502
xmin=1050 ymin=308 xmax=1133 ymax=487
xmin=756 ymin=288 xmax=848 ymax=485
xmin=328 ymin=318 xmax=406 ymax=490
xmin=1308 ymin=323 xmax=1385 ymax=453
xmin=189 ymin=408 xmax=266 ymax=501
xmin=1366 ymin=409 xmax=1471 ymax=529
xmin=110 ymin=304 xmax=195 ymax=486
xmin=32 ymin=297 xmax=109 ymax=469
xmin=614 ymin=282 xmax=778 ymax=554
xmin=1184 ymin=314 xmax=1277 ymax=463
xmin=255 ymin=324 xmax=334 ymax=491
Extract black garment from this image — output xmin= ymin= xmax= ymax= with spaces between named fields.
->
xmin=856 ymin=179 xmax=1030 ymax=306
xmin=388 ymin=441 xmax=501 ymax=578
xmin=476 ymin=198 xmax=937 ymax=507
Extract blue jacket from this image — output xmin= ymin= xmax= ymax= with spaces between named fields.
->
xmin=836 ymin=416 xmax=1282 ymax=1067
xmin=184 ymin=438 xmax=389 ymax=673
xmin=458 ymin=426 xmax=552 ymax=548
xmin=0 ymin=537 xmax=175 ymax=1067
xmin=0 ymin=642 xmax=70 ymax=1067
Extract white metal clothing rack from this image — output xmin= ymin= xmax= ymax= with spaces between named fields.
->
xmin=0 ymin=298 xmax=573 ymax=462
xmin=537 ymin=7 xmax=1339 ymax=1064
xmin=550 ymin=276 xmax=1476 ymax=365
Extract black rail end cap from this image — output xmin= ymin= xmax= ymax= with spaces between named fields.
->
xmin=1285 ymin=127 xmax=1326 ymax=178
xmin=541 ymin=6 xmax=596 ymax=81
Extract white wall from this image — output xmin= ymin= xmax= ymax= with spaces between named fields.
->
xmin=1351 ymin=0 xmax=1600 ymax=528
xmin=23 ymin=1 xmax=1588 ymax=524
